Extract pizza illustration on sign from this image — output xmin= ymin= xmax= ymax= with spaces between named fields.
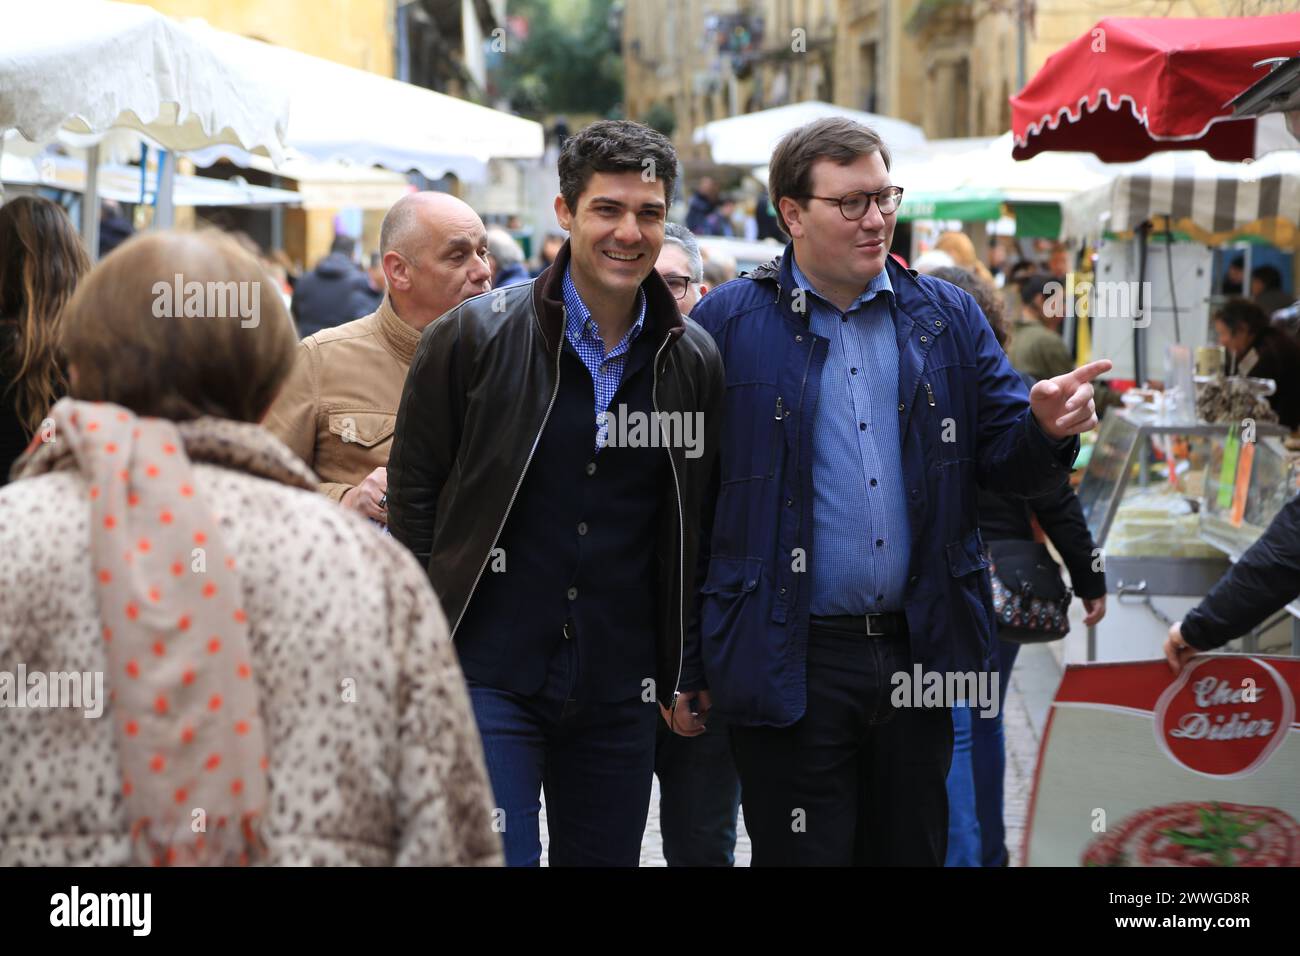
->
xmin=1024 ymin=655 xmax=1300 ymax=866
xmin=1082 ymin=802 xmax=1300 ymax=867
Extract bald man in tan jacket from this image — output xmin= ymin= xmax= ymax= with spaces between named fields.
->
xmin=266 ymin=193 xmax=492 ymax=521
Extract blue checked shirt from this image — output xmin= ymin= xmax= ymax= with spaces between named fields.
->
xmin=792 ymin=254 xmax=912 ymax=616
xmin=562 ymin=266 xmax=647 ymax=450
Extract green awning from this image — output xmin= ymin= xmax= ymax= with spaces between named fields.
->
xmin=896 ymin=189 xmax=1005 ymax=222
xmin=1011 ymin=202 xmax=1062 ymax=239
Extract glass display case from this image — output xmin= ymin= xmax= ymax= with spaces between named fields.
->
xmin=1197 ymin=428 xmax=1300 ymax=655
xmin=1075 ymin=409 xmax=1290 ymax=661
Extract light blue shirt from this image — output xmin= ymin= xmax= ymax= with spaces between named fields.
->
xmin=561 ymin=265 xmax=646 ymax=449
xmin=792 ymin=254 xmax=912 ymax=615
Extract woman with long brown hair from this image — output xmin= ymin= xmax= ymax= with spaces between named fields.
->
xmin=0 ymin=195 xmax=91 ymax=483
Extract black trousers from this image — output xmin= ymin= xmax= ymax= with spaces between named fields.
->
xmin=730 ymin=620 xmax=953 ymax=866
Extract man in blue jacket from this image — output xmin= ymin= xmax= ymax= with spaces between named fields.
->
xmin=686 ymin=117 xmax=1111 ymax=866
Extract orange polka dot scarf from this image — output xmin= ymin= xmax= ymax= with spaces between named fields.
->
xmin=16 ymin=399 xmax=315 ymax=865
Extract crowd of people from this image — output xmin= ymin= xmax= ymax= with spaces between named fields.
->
xmin=0 ymin=114 xmax=1291 ymax=868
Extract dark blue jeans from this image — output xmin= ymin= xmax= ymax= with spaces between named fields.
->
xmin=946 ymin=639 xmax=1021 ymax=866
xmin=467 ymin=638 xmax=659 ymax=867
xmin=970 ymin=638 xmax=1020 ymax=867
xmin=654 ymin=714 xmax=742 ymax=866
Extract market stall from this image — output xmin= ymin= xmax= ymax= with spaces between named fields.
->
xmin=0 ymin=0 xmax=289 ymax=254
xmin=1011 ymin=13 xmax=1300 ymax=162
xmin=1060 ymin=148 xmax=1300 ymax=385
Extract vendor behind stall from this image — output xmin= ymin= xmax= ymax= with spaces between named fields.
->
xmin=1213 ymin=297 xmax=1300 ymax=430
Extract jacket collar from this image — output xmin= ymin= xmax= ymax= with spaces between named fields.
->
xmin=753 ymin=244 xmax=947 ymax=337
xmin=374 ymin=294 xmax=422 ymax=366
xmin=533 ymin=238 xmax=685 ymax=354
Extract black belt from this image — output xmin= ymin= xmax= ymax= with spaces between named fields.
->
xmin=810 ymin=612 xmax=907 ymax=638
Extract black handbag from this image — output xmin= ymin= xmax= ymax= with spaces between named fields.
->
xmin=987 ymin=539 xmax=1072 ymax=644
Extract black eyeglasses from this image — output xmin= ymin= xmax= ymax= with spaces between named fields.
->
xmin=661 ymin=274 xmax=694 ymax=300
xmin=799 ymin=186 xmax=904 ymax=220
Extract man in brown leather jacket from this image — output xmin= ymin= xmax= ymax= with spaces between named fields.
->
xmin=387 ymin=121 xmax=725 ymax=867
xmin=265 ymin=193 xmax=491 ymax=522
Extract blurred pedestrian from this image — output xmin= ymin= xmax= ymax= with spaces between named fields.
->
xmin=935 ymin=231 xmax=995 ymax=286
xmin=265 ymin=192 xmax=490 ymax=521
xmin=685 ymin=175 xmax=720 ymax=234
xmin=1213 ymin=296 xmax=1300 ymax=428
xmin=348 ymin=251 xmax=386 ymax=319
xmin=1007 ymin=274 xmax=1073 ymax=382
xmin=930 ymin=265 xmax=1105 ymax=868
xmin=290 ymin=235 xmax=370 ymax=338
xmin=701 ymin=249 xmax=737 ymax=287
xmin=701 ymin=195 xmax=737 ymax=237
xmin=487 ymin=227 xmax=530 ymax=288
xmin=912 ymin=249 xmax=956 ymax=274
xmin=1221 ymin=257 xmax=1245 ymax=296
xmin=652 ymin=222 xmax=741 ymax=866
xmin=0 ymin=230 xmax=501 ymax=866
xmin=0 ymin=196 xmax=90 ymax=484
xmin=1251 ymin=264 xmax=1294 ymax=316
xmin=387 ymin=120 xmax=724 ymax=867
xmin=98 ymin=199 xmax=134 ymax=259
xmin=532 ymin=231 xmax=565 ymax=278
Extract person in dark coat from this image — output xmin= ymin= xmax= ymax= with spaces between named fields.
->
xmin=347 ymin=251 xmax=386 ymax=320
xmin=1251 ymin=264 xmax=1295 ymax=316
xmin=1213 ymin=296 xmax=1300 ymax=429
xmin=684 ymin=176 xmax=720 ymax=234
xmin=928 ymin=266 xmax=1107 ymax=867
xmin=1166 ymin=491 xmax=1300 ymax=673
xmin=291 ymin=235 xmax=370 ymax=338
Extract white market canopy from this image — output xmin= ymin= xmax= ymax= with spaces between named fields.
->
xmin=0 ymin=0 xmax=288 ymax=161
xmin=186 ymin=23 xmax=545 ymax=182
xmin=1 ymin=143 xmax=301 ymax=208
xmin=694 ymin=101 xmax=927 ymax=167
xmin=1061 ymin=148 xmax=1300 ymax=248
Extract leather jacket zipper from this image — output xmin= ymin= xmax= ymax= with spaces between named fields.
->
xmin=450 ymin=306 xmax=566 ymax=639
xmin=653 ymin=331 xmax=688 ymax=709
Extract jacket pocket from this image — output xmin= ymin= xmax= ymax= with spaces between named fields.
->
xmin=328 ymin=411 xmax=396 ymax=449
xmin=700 ymin=556 xmax=763 ymax=642
xmin=945 ymin=528 xmax=989 ymax=577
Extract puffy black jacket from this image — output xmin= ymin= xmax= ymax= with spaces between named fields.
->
xmin=291 ymin=253 xmax=369 ymax=338
xmin=386 ymin=240 xmax=725 ymax=707
xmin=1181 ymin=492 xmax=1300 ymax=650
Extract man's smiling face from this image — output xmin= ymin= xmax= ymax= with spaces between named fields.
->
xmin=555 ymin=171 xmax=666 ymax=300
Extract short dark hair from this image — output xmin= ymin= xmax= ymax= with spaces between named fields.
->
xmin=557 ymin=120 xmax=677 ymax=213
xmin=1215 ymin=296 xmax=1270 ymax=338
xmin=768 ymin=117 xmax=892 ymax=236
xmin=1252 ymin=264 xmax=1282 ymax=290
xmin=330 ymin=234 xmax=356 ymax=257
xmin=1020 ymin=273 xmax=1053 ymax=305
xmin=929 ymin=266 xmax=1007 ymax=349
